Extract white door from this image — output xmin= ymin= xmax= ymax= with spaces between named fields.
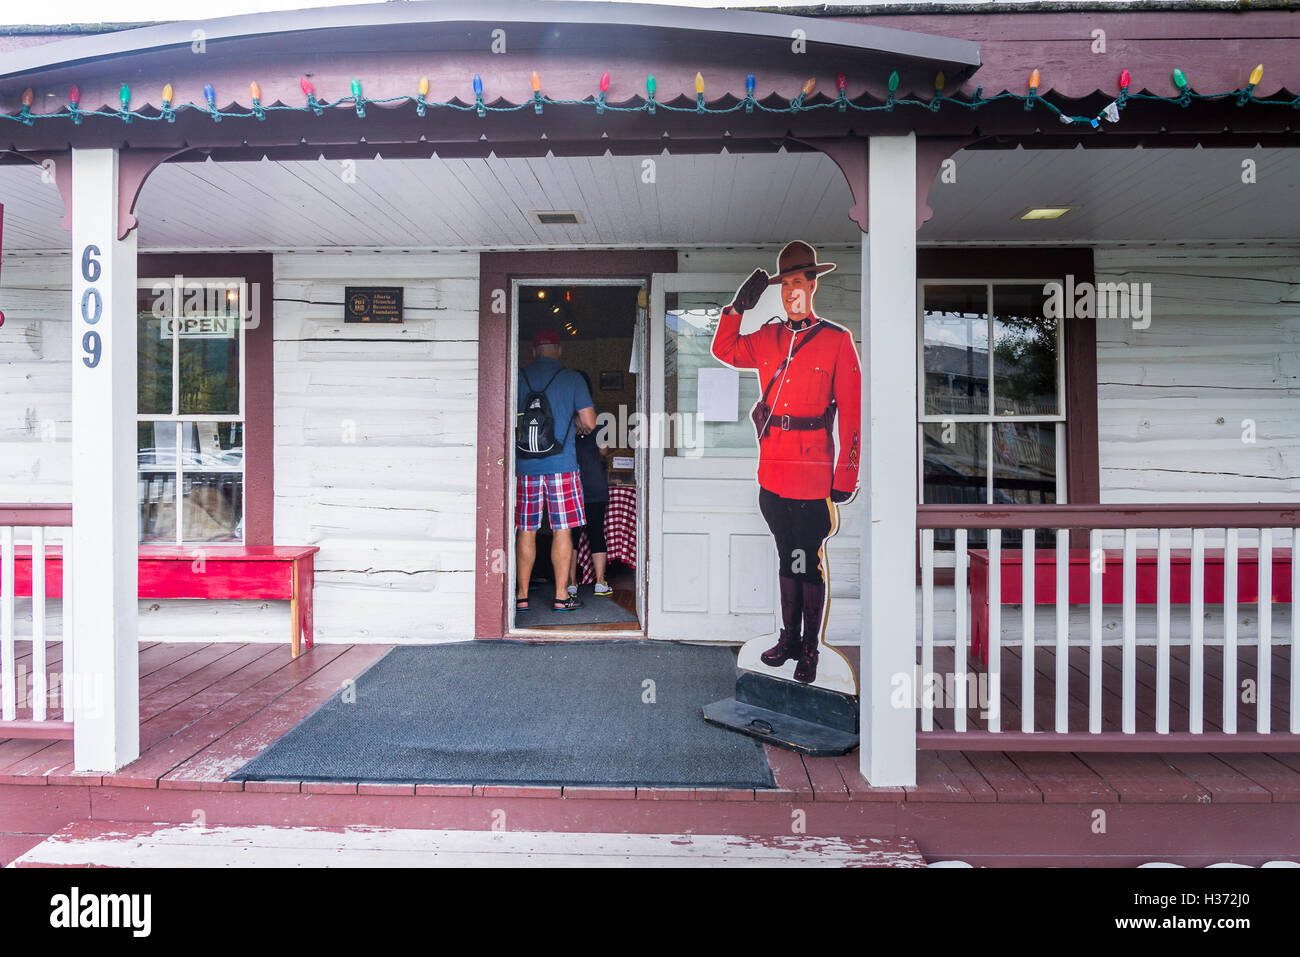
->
xmin=647 ymin=274 xmax=778 ymax=642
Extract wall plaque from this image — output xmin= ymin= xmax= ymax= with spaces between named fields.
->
xmin=345 ymin=286 xmax=404 ymax=323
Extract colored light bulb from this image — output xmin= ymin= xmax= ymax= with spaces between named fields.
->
xmin=1172 ymin=68 xmax=1187 ymax=90
xmin=473 ymin=74 xmax=482 ymax=96
xmin=599 ymin=72 xmax=610 ymax=93
xmin=746 ymin=72 xmax=755 ymax=95
xmin=695 ymin=72 xmax=705 ymax=95
xmin=1029 ymin=68 xmax=1041 ymax=90
xmin=418 ymin=76 xmax=430 ymax=97
xmin=801 ymin=77 xmax=816 ymax=97
xmin=249 ymin=81 xmax=261 ymax=101
xmin=1119 ymin=69 xmax=1131 ymax=90
xmin=21 ymin=88 xmax=33 ymax=108
xmin=300 ymin=76 xmax=314 ymax=98
xmin=836 ymin=72 xmax=847 ymax=92
xmin=935 ymin=71 xmax=945 ymax=92
xmin=1249 ymin=63 xmax=1263 ymax=86
xmin=204 ymin=82 xmax=215 ymax=104
xmin=119 ymin=83 xmax=130 ymax=109
xmin=647 ymin=75 xmax=655 ymax=96
xmin=531 ymin=71 xmax=541 ymax=93
xmin=351 ymin=78 xmax=362 ymax=99
xmin=69 ymin=85 xmax=80 ymax=106
xmin=887 ymin=71 xmax=899 ymax=93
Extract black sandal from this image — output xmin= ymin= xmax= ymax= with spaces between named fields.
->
xmin=515 ymin=597 xmax=530 ymax=613
xmin=552 ymin=596 xmax=584 ymax=612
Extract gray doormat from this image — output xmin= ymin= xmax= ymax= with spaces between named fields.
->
xmin=519 ymin=584 xmax=640 ymax=627
xmin=228 ymin=641 xmax=774 ymax=789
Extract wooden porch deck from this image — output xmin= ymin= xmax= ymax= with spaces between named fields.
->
xmin=2 ymin=641 xmax=1298 ymax=867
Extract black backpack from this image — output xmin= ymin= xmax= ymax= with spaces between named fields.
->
xmin=516 ymin=367 xmax=572 ymax=459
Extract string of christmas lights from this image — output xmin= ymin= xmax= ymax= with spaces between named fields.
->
xmin=7 ymin=66 xmax=1297 ymax=128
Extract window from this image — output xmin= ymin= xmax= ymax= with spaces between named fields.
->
xmin=918 ymin=281 xmax=1066 ymax=547
xmin=136 ymin=277 xmax=247 ymax=545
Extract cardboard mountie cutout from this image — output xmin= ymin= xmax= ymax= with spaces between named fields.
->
xmin=710 ymin=241 xmax=862 ymax=697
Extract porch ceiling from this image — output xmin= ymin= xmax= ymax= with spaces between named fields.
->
xmin=0 ymin=145 xmax=1296 ymax=251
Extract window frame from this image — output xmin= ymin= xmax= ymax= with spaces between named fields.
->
xmin=136 ymin=252 xmax=275 ymax=547
xmin=137 ymin=274 xmax=248 ymax=546
xmin=916 ymin=278 xmax=1069 ymax=508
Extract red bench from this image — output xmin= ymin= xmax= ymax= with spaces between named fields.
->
xmin=2 ymin=545 xmax=319 ymax=657
xmin=968 ymin=547 xmax=1293 ymax=663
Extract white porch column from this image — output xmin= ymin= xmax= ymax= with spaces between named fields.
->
xmin=70 ymin=148 xmax=140 ymax=771
xmin=859 ymin=134 xmax=918 ymax=787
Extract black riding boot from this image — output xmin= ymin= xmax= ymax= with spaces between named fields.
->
xmin=794 ymin=580 xmax=826 ymax=683
xmin=761 ymin=576 xmax=803 ymax=667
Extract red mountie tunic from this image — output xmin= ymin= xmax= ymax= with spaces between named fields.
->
xmin=712 ymin=306 xmax=862 ymax=501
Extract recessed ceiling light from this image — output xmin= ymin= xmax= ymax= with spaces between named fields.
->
xmin=531 ymin=210 xmax=585 ymax=225
xmin=1017 ymin=206 xmax=1075 ymax=221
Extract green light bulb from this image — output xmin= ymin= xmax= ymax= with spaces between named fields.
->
xmin=888 ymin=71 xmax=900 ymax=93
xmin=647 ymin=75 xmax=656 ymax=96
xmin=1172 ymin=68 xmax=1187 ymax=90
xmin=119 ymin=83 xmax=130 ymax=109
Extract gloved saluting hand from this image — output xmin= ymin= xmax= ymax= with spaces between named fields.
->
xmin=729 ymin=268 xmax=769 ymax=314
xmin=830 ymin=489 xmax=854 ymax=505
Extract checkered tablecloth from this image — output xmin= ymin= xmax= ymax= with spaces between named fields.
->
xmin=576 ymin=485 xmax=637 ymax=584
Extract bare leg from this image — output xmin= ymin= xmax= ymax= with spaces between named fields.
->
xmin=569 ymin=547 xmax=578 ymax=588
xmin=551 ymin=528 xmax=573 ymax=602
xmin=593 ymin=552 xmax=608 ymax=585
xmin=516 ymin=530 xmax=536 ymax=601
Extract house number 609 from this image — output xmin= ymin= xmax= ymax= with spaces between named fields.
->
xmin=79 ymin=244 xmax=102 ymax=369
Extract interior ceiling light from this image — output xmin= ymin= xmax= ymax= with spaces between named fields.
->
xmin=531 ymin=210 xmax=585 ymax=225
xmin=1018 ymin=206 xmax=1075 ymax=221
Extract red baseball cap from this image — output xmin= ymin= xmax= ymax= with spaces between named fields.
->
xmin=533 ymin=328 xmax=561 ymax=347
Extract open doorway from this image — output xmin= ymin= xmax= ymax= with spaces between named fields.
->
xmin=510 ymin=280 xmax=646 ymax=636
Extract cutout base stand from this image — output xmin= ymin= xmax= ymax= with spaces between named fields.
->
xmin=703 ymin=671 xmax=859 ymax=756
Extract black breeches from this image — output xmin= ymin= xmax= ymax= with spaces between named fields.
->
xmin=758 ymin=488 xmax=833 ymax=583
xmin=584 ymin=499 xmax=608 ymax=553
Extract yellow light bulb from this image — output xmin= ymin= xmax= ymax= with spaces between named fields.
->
xmin=249 ymin=81 xmax=261 ymax=101
xmin=162 ymin=83 xmax=173 ymax=104
xmin=531 ymin=71 xmax=541 ymax=93
xmin=801 ymin=77 xmax=816 ymax=97
xmin=695 ymin=72 xmax=705 ymax=95
xmin=418 ymin=76 xmax=430 ymax=97
xmin=1249 ymin=63 xmax=1264 ymax=86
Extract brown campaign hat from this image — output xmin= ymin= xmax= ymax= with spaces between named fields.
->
xmin=767 ymin=240 xmax=837 ymax=284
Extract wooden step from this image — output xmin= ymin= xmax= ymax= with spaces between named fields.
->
xmin=10 ymin=821 xmax=925 ymax=868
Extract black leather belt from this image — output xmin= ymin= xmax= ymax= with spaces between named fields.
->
xmin=777 ymin=411 xmax=829 ymax=431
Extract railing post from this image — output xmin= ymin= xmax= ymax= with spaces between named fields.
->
xmin=70 ymin=147 xmax=140 ymax=772
xmin=859 ymin=133 xmax=917 ymax=787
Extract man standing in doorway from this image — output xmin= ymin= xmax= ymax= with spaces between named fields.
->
xmin=711 ymin=241 xmax=862 ymax=684
xmin=516 ymin=328 xmax=597 ymax=614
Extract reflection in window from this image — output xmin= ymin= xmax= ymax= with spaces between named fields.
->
xmin=665 ymin=292 xmax=761 ymax=458
xmin=922 ymin=284 xmax=988 ymax=416
xmin=993 ymin=285 xmax=1059 ymax=416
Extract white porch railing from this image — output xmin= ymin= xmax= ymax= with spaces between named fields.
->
xmin=916 ymin=504 xmax=1299 ymax=751
xmin=0 ymin=504 xmax=73 ymax=740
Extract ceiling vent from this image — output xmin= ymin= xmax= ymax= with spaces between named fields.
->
xmin=531 ymin=210 xmax=585 ymax=225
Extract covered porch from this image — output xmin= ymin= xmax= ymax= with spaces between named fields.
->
xmin=0 ymin=1 xmax=1298 ymax=797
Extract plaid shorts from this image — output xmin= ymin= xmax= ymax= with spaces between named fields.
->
xmin=515 ymin=470 xmax=586 ymax=531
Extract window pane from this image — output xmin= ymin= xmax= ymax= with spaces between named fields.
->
xmin=137 ymin=287 xmax=173 ymax=415
xmin=138 ymin=422 xmax=177 ymax=543
xmin=922 ymin=421 xmax=986 ymax=504
xmin=180 ymin=420 xmax=243 ymax=543
xmin=992 ymin=284 xmax=1059 ymax=416
xmin=992 ymin=422 xmax=1057 ymax=506
xmin=923 ymin=285 xmax=988 ymax=416
xmin=177 ymin=282 xmax=242 ymax=415
xmin=182 ymin=472 xmax=243 ymax=543
xmin=665 ymin=292 xmax=757 ymax=458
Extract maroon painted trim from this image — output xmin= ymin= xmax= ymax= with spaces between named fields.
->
xmin=919 ymin=732 xmax=1300 ymax=752
xmin=917 ymin=503 xmax=1300 ymax=530
xmin=138 ymin=253 xmax=275 ymax=546
xmin=0 ymin=720 xmax=73 ymax=740
xmin=0 ymin=504 xmax=71 ymax=526
xmin=475 ymin=251 xmax=677 ymax=639
xmin=917 ymin=247 xmax=1099 ymax=507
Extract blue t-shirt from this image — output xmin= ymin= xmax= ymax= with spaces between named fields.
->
xmin=516 ymin=357 xmax=592 ymax=476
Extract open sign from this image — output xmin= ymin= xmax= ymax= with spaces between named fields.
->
xmin=159 ymin=315 xmax=240 ymax=339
